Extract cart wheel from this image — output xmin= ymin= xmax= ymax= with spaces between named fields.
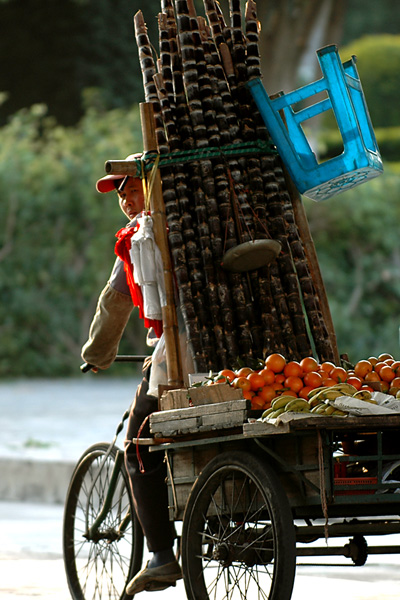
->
xmin=63 ymin=443 xmax=144 ymax=600
xmin=181 ymin=450 xmax=296 ymax=600
xmin=345 ymin=535 xmax=368 ymax=566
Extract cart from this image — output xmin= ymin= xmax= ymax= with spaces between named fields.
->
xmin=63 ymin=395 xmax=400 ymax=600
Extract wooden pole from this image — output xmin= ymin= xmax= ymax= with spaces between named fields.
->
xmin=140 ymin=101 xmax=184 ymax=388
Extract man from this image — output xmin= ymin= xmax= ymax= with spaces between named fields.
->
xmin=82 ymin=157 xmax=183 ymax=595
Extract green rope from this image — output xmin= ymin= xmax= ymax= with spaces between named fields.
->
xmin=132 ymin=139 xmax=277 ymax=176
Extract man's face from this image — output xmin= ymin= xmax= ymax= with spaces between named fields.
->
xmin=117 ymin=177 xmax=145 ymax=220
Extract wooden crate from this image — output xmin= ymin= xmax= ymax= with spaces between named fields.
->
xmin=160 ymin=388 xmax=189 ymax=411
xmin=189 ymin=383 xmax=243 ymax=406
xmin=150 ymin=399 xmax=250 ymax=437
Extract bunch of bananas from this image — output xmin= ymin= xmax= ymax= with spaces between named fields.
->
xmin=261 ymin=395 xmax=312 ymax=420
xmin=261 ymin=382 xmax=376 ymax=421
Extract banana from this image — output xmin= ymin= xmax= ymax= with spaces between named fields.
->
xmin=271 ymin=395 xmax=297 ymax=410
xmin=353 ymin=390 xmax=373 ymax=402
xmin=261 ymin=407 xmax=274 ymax=420
xmin=324 ymin=405 xmax=337 ymax=415
xmin=320 ymin=389 xmax=346 ymax=401
xmin=267 ymin=407 xmax=286 ymax=419
xmin=307 ymin=388 xmax=340 ymax=403
xmin=307 ymin=386 xmax=329 ymax=399
xmin=308 ymin=382 xmax=359 ymax=404
xmin=314 ymin=404 xmax=328 ymax=414
xmin=331 ymin=383 xmax=358 ymax=396
xmin=331 ymin=409 xmax=348 ymax=416
xmin=284 ymin=398 xmax=310 ymax=412
xmin=308 ymin=394 xmax=327 ymax=408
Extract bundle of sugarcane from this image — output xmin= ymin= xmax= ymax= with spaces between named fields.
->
xmin=132 ymin=0 xmax=338 ymax=373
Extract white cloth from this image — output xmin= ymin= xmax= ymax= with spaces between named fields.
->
xmin=147 ymin=308 xmax=195 ymax=397
xmin=129 ymin=214 xmax=166 ymax=321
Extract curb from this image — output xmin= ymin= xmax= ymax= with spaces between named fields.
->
xmin=0 ymin=457 xmax=74 ymax=504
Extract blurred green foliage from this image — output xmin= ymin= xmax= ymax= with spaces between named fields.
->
xmin=305 ymin=165 xmax=400 ymax=364
xmin=339 ymin=35 xmax=400 ymax=129
xmin=0 ymin=97 xmax=148 ymax=377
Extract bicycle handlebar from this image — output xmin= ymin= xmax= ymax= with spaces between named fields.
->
xmin=80 ymin=354 xmax=151 ymax=373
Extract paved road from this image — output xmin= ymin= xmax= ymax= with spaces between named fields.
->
xmin=1 ymin=500 xmax=400 ymax=599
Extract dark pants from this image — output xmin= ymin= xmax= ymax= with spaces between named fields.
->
xmin=124 ymin=363 xmax=176 ymax=552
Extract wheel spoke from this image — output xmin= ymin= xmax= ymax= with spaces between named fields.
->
xmin=182 ymin=451 xmax=296 ymax=600
xmin=63 ymin=444 xmax=143 ymax=600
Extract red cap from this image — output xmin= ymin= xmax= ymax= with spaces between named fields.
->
xmin=96 ymin=153 xmax=142 ymax=193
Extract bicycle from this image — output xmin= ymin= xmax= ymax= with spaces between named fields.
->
xmin=62 ymin=354 xmax=296 ymax=600
xmin=63 ymin=355 xmax=148 ymax=600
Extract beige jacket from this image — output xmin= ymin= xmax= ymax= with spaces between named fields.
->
xmin=81 ymin=283 xmax=133 ymax=369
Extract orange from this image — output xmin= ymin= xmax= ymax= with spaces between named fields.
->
xmin=282 ymin=389 xmax=298 ymax=398
xmin=258 ymin=368 xmax=275 ymax=385
xmin=217 ymin=369 xmax=236 ymax=383
xmin=361 ymin=385 xmax=374 ymax=393
xmin=265 ymin=353 xmax=286 ymax=373
xmin=354 ymin=360 xmax=373 ymax=379
xmin=251 ymin=396 xmax=265 ymax=410
xmin=346 ymin=376 xmax=363 ymax=390
xmin=275 ymin=373 xmax=286 ymax=384
xmin=284 ymin=361 xmax=303 ymax=378
xmin=257 ymin=386 xmax=277 ymax=403
xmin=368 ymin=356 xmax=378 ymax=366
xmin=236 ymin=367 xmax=253 ymax=378
xmin=214 ymin=375 xmax=229 ymax=384
xmin=242 ymin=390 xmax=255 ymax=400
xmin=321 ymin=376 xmax=336 ymax=387
xmin=374 ymin=361 xmax=386 ymax=375
xmin=320 ymin=361 xmax=336 ymax=374
xmin=391 ymin=376 xmax=400 ymax=388
xmin=284 ymin=375 xmax=304 ymax=393
xmin=247 ymin=372 xmax=266 ymax=392
xmin=379 ymin=365 xmax=395 ymax=383
xmin=364 ymin=371 xmax=381 ymax=382
xmin=299 ymin=385 xmax=314 ymax=399
xmin=300 ymin=356 xmax=319 ymax=373
xmin=303 ymin=371 xmax=323 ymax=389
xmin=232 ymin=377 xmax=251 ymax=392
xmin=330 ymin=366 xmax=348 ymax=383
xmin=272 ymin=382 xmax=284 ymax=393
xmin=378 ymin=353 xmax=394 ymax=362
xmin=379 ymin=380 xmax=390 ymax=393
xmin=391 ymin=361 xmax=400 ymax=377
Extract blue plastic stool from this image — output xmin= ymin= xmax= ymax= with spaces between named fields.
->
xmin=247 ymin=44 xmax=383 ymax=201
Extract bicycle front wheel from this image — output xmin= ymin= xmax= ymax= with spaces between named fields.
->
xmin=63 ymin=442 xmax=144 ymax=600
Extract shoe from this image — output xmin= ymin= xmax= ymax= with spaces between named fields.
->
xmin=126 ymin=560 xmax=182 ymax=596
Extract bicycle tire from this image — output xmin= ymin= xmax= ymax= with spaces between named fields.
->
xmin=181 ymin=450 xmax=296 ymax=600
xmin=63 ymin=442 xmax=144 ymax=600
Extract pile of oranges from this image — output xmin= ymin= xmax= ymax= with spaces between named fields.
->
xmin=212 ymin=352 xmax=400 ymax=411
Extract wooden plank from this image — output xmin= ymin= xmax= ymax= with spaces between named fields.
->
xmin=201 ymin=410 xmax=247 ymax=428
xmin=151 ymin=399 xmax=249 ymax=424
xmin=243 ymin=414 xmax=400 ymax=437
xmin=150 ymin=400 xmax=250 ymax=436
xmin=153 ymin=417 xmax=200 ymax=436
xmin=189 ymin=384 xmax=243 ymax=405
xmin=160 ymin=388 xmax=189 ymax=410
